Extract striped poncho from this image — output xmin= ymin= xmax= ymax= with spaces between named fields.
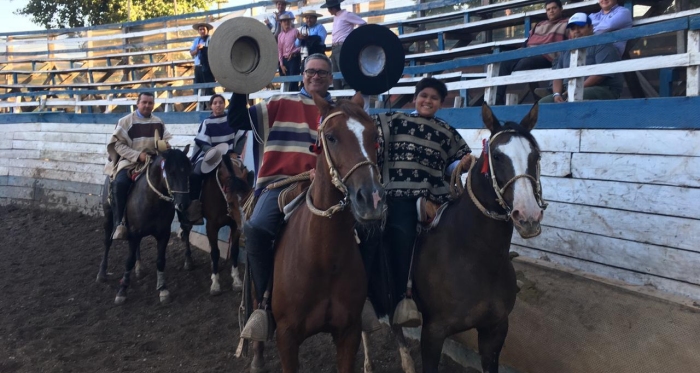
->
xmin=190 ymin=113 xmax=246 ymax=164
xmin=248 ymin=94 xmax=324 ymax=195
xmin=104 ymin=112 xmax=172 ymax=178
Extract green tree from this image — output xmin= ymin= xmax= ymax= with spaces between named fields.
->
xmin=15 ymin=0 xmax=215 ymax=29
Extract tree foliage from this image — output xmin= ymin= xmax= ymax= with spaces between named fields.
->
xmin=15 ymin=0 xmax=215 ymax=29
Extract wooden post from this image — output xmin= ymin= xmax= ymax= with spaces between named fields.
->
xmin=505 ymin=93 xmax=518 ymax=105
xmin=483 ymin=62 xmax=500 ymax=106
xmin=567 ymin=48 xmax=587 ymax=102
xmin=4 ymin=36 xmax=13 ymax=92
xmin=453 ymin=96 xmax=463 ymax=108
xmin=687 ymin=30 xmax=699 ymax=97
xmin=85 ymin=30 xmax=94 ymax=68
xmin=74 ymin=95 xmax=82 ymax=114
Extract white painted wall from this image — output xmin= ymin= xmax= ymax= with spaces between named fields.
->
xmin=1 ymin=121 xmax=699 ymax=302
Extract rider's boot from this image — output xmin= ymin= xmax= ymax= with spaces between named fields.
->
xmin=186 ymin=173 xmax=204 ymax=225
xmin=240 ymin=225 xmax=276 ymax=341
xmin=111 ymin=179 xmax=129 ymax=240
xmin=393 ymin=280 xmax=422 ymax=328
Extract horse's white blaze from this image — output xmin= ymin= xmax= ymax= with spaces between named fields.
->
xmin=347 ymin=117 xmax=377 ymax=181
xmin=499 ymin=137 xmax=541 ymax=221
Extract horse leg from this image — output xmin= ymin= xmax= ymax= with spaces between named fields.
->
xmin=420 ymin=321 xmax=448 ymax=373
xmin=361 ymin=332 xmax=374 ymax=373
xmin=135 ymin=245 xmax=145 ymax=279
xmin=97 ymin=211 xmax=114 ymax=282
xmin=250 ymin=340 xmax=268 ymax=373
xmin=155 ymin=232 xmax=171 ymax=304
xmin=230 ymin=228 xmax=243 ymax=291
xmin=207 ymin=222 xmax=223 ymax=296
xmin=178 ymin=210 xmax=194 ymax=271
xmin=391 ymin=324 xmax=417 ymax=373
xmin=477 ymin=320 xmax=509 ymax=373
xmin=333 ymin=324 xmax=362 ymax=373
xmin=276 ymin=326 xmax=301 ymax=373
xmin=115 ymin=238 xmax=139 ymax=305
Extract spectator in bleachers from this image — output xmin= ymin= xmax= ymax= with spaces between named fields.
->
xmin=590 ymin=0 xmax=633 ymax=56
xmin=496 ymin=0 xmax=568 ymax=105
xmin=296 ymin=10 xmax=328 ymax=73
xmin=277 ymin=14 xmax=301 ymax=92
xmin=323 ymin=0 xmax=366 ymax=90
xmin=190 ymin=22 xmax=216 ymax=96
xmin=265 ymin=0 xmax=294 ymax=40
xmin=539 ymin=13 xmax=623 ymax=104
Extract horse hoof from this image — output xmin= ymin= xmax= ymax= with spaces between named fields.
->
xmin=96 ymin=272 xmax=108 ymax=283
xmin=114 ymin=295 xmax=127 ymax=305
xmin=232 ymin=282 xmax=243 ymax=292
xmin=159 ymin=290 xmax=171 ymax=304
xmin=210 ymin=288 xmax=222 ymax=296
xmin=250 ymin=365 xmax=269 ymax=373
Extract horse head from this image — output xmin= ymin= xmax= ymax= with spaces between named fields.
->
xmin=480 ymin=103 xmax=545 ymax=238
xmin=157 ymin=144 xmax=192 ymax=213
xmin=312 ymin=92 xmax=386 ymax=224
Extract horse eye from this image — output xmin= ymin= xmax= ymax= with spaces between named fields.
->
xmin=493 ymin=153 xmax=501 ymax=161
xmin=325 ymin=134 xmax=336 ymax=144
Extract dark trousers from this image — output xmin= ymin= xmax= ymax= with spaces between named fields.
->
xmin=330 ymin=44 xmax=345 ymax=90
xmin=496 ymin=55 xmax=552 ymax=105
xmin=243 ymin=187 xmax=285 ymax=303
xmin=189 ymin=160 xmax=203 ymax=200
xmin=281 ymin=55 xmax=301 ymax=92
xmin=111 ymin=169 xmax=132 ymax=227
xmin=194 ymin=65 xmax=215 ymax=96
xmin=385 ymin=197 xmax=419 ymax=303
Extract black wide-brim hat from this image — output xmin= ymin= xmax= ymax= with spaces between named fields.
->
xmin=340 ymin=24 xmax=405 ymax=95
xmin=208 ymin=17 xmax=278 ymax=94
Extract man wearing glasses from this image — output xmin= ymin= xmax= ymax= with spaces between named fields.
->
xmin=228 ymin=54 xmax=376 ymax=341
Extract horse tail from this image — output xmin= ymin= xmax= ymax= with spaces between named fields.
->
xmin=221 ymin=155 xmax=252 ymax=196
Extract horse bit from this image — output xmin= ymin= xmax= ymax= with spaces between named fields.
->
xmin=466 ymin=129 xmax=548 ymax=221
xmin=306 ymin=111 xmax=380 ymax=217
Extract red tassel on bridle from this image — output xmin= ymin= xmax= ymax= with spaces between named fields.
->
xmin=480 ymin=138 xmax=489 ymax=175
xmin=309 ymin=143 xmax=322 ymax=154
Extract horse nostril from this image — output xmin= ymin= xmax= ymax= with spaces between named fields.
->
xmin=511 ymin=209 xmax=521 ymax=223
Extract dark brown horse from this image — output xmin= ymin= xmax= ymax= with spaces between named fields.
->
xmin=179 ymin=154 xmax=251 ymax=295
xmin=418 ymin=103 xmax=544 ymax=373
xmin=97 ymin=146 xmax=192 ymax=305
xmin=366 ymin=103 xmax=545 ymax=373
xmin=248 ymin=93 xmax=386 ymax=373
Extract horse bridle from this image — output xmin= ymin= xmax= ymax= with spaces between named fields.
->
xmin=146 ymin=158 xmax=189 ymax=203
xmin=467 ymin=130 xmax=547 ymax=221
xmin=306 ymin=111 xmax=380 ymax=217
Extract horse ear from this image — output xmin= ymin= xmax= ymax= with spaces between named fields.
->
xmin=183 ymin=144 xmax=190 ymax=156
xmin=350 ymin=91 xmax=364 ymax=107
xmin=312 ymin=91 xmax=331 ymax=117
xmin=519 ymin=102 xmax=539 ymax=132
xmin=481 ymin=103 xmax=501 ymax=132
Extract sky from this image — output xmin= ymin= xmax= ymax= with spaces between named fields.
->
xmin=0 ymin=0 xmax=251 ymax=34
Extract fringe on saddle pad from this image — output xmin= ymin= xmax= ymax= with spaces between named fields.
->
xmin=241 ymin=171 xmax=313 ymax=220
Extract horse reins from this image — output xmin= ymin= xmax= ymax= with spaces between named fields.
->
xmin=145 ymin=158 xmax=189 ymax=203
xmin=466 ymin=130 xmax=547 ymax=221
xmin=306 ymin=111 xmax=380 ymax=218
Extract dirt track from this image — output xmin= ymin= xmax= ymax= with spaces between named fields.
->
xmin=0 ymin=205 xmax=472 ymax=373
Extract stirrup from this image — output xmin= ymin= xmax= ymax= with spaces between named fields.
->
xmin=240 ymin=309 xmax=272 ymax=342
xmin=416 ymin=197 xmax=438 ymax=225
xmin=112 ymin=224 xmax=128 ymax=240
xmin=361 ymin=299 xmax=382 ymax=333
xmin=393 ymin=297 xmax=422 ymax=328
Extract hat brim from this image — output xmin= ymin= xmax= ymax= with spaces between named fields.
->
xmin=200 ymin=143 xmax=230 ymax=174
xmin=193 ymin=23 xmax=214 ymax=31
xmin=209 ymin=17 xmax=278 ymax=94
xmin=321 ymin=1 xmax=343 ymax=8
xmin=340 ymin=24 xmax=405 ymax=95
xmin=566 ymin=21 xmax=589 ymax=28
xmin=301 ymin=12 xmax=320 ymax=18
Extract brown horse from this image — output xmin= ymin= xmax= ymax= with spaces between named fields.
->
xmin=365 ymin=103 xmax=545 ymax=373
xmin=179 ymin=154 xmax=252 ymax=295
xmin=248 ymin=93 xmax=386 ymax=373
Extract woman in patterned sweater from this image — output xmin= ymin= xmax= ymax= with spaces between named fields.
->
xmin=371 ymin=77 xmax=472 ymax=326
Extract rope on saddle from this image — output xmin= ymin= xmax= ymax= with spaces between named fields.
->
xmin=241 ymin=171 xmax=313 ymax=220
xmin=449 ymin=154 xmax=477 ymax=199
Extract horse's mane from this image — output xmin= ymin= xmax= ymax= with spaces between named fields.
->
xmin=160 ymin=148 xmax=190 ymax=168
xmin=221 ymin=155 xmax=251 ymax=195
xmin=496 ymin=121 xmax=540 ymax=153
xmin=332 ymin=98 xmax=373 ymax=124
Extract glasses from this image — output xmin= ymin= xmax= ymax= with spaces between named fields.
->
xmin=304 ymin=69 xmax=331 ymax=78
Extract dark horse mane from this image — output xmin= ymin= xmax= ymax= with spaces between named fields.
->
xmin=219 ymin=154 xmax=251 ymax=196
